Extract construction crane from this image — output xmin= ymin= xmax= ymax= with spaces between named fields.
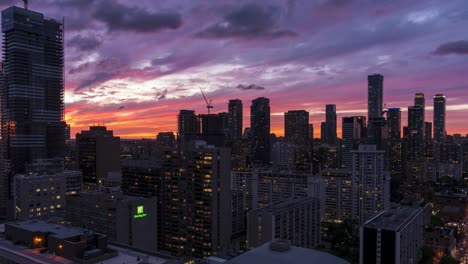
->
xmin=19 ymin=0 xmax=28 ymax=10
xmin=199 ymin=87 xmax=213 ymax=114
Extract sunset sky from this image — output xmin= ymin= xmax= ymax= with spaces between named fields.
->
xmin=1 ymin=0 xmax=468 ymax=138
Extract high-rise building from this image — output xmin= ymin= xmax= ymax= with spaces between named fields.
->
xmin=199 ymin=113 xmax=228 ymax=147
xmin=285 ymin=110 xmax=310 ymax=166
xmin=1 ymin=6 xmax=66 ymax=218
xmin=360 ymin=206 xmax=425 ymax=264
xmin=341 ymin=116 xmax=364 ymax=169
xmin=309 ymin=123 xmax=314 ymax=139
xmin=322 ymin=104 xmax=337 ymax=145
xmin=228 ymin=99 xmax=243 ymax=141
xmin=368 ymin=74 xmax=384 ymax=120
xmin=386 ymin=108 xmax=401 ymax=140
xmin=352 ymin=145 xmax=390 ymax=224
xmin=76 ymin=126 xmax=121 ymax=189
xmin=251 ymin=97 xmax=271 ymax=164
xmin=433 ymin=94 xmax=446 ymax=143
xmin=178 ymin=110 xmax=200 ymax=150
xmin=386 ymin=108 xmax=402 ymax=180
xmin=408 ymin=105 xmax=425 ymax=160
xmin=162 ymin=141 xmax=232 ymax=258
xmin=320 ymin=169 xmax=354 ymax=223
xmin=247 ymin=198 xmax=321 ymax=249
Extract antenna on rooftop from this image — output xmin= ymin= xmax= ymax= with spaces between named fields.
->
xmin=20 ymin=0 xmax=28 ymax=10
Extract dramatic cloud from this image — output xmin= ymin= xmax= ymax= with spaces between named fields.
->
xmin=236 ymin=84 xmax=265 ymax=90
xmin=433 ymin=40 xmax=468 ymax=55
xmin=196 ymin=3 xmax=297 ymax=39
xmin=67 ymin=35 xmax=102 ymax=51
xmin=93 ymin=1 xmax=182 ymax=33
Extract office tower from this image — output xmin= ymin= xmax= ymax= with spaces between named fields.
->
xmin=228 ymin=99 xmax=243 ymax=141
xmin=360 ymin=206 xmax=425 ymax=264
xmin=199 ymin=113 xmax=228 ymax=147
xmin=122 ymin=160 xmax=162 ymax=198
xmin=368 ymin=74 xmax=384 ymax=120
xmin=408 ymin=105 xmax=425 ymax=160
xmin=342 ymin=116 xmax=364 ymax=169
xmin=352 ymin=145 xmax=390 ymax=224
xmin=66 ymin=192 xmax=158 ymax=252
xmin=285 ymin=110 xmax=310 ymax=166
xmin=320 ymin=169 xmax=354 ymax=223
xmin=1 ymin=6 xmax=66 ymax=218
xmin=433 ymin=94 xmax=446 ymax=143
xmin=250 ymin=97 xmax=271 ymax=164
xmin=247 ymin=198 xmax=321 ymax=249
xmin=162 ymin=141 xmax=232 ymax=258
xmin=76 ymin=126 xmax=121 ymax=189
xmin=178 ymin=109 xmax=200 ymax=150
xmin=322 ymin=105 xmax=337 ymax=145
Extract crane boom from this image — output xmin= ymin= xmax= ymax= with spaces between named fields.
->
xmin=199 ymin=88 xmax=214 ymax=114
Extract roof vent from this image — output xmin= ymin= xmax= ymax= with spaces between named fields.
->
xmin=269 ymin=240 xmax=291 ymax=252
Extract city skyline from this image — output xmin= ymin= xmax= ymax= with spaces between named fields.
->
xmin=0 ymin=1 xmax=467 ymax=138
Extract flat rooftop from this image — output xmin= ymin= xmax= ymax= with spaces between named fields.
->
xmin=225 ymin=242 xmax=350 ymax=264
xmin=7 ymin=220 xmax=87 ymax=239
xmin=364 ymin=206 xmax=422 ymax=231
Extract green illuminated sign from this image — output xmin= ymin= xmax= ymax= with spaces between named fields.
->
xmin=133 ymin=205 xmax=147 ymax=219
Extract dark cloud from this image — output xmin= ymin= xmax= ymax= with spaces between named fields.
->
xmin=433 ymin=40 xmax=468 ymax=55
xmin=75 ymin=72 xmax=113 ymax=91
xmin=236 ymin=84 xmax=265 ymax=90
xmin=93 ymin=0 xmax=182 ymax=33
xmin=156 ymin=89 xmax=168 ymax=100
xmin=67 ymin=35 xmax=102 ymax=51
xmin=196 ymin=3 xmax=297 ymax=39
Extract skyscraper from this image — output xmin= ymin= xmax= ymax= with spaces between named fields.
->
xmin=433 ymin=94 xmax=446 ymax=143
xmin=386 ymin=108 xmax=402 ymax=180
xmin=408 ymin=104 xmax=425 ymax=160
xmin=251 ymin=97 xmax=271 ymax=164
xmin=352 ymin=145 xmax=390 ymax=224
xmin=368 ymin=74 xmax=384 ymax=120
xmin=285 ymin=110 xmax=310 ymax=166
xmin=386 ymin=108 xmax=401 ymax=140
xmin=178 ymin=109 xmax=200 ymax=150
xmin=322 ymin=104 xmax=337 ymax=145
xmin=1 ymin=6 xmax=65 ymax=218
xmin=342 ymin=116 xmax=364 ymax=169
xmin=228 ymin=99 xmax=243 ymax=141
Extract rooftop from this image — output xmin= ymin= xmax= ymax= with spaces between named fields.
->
xmin=225 ymin=241 xmax=350 ymax=264
xmin=7 ymin=220 xmax=87 ymax=239
xmin=364 ymin=206 xmax=422 ymax=231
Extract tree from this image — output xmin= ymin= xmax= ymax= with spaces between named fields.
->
xmin=418 ymin=247 xmax=434 ymax=264
xmin=439 ymin=255 xmax=460 ymax=264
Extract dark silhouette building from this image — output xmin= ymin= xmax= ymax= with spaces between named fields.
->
xmin=228 ymin=99 xmax=243 ymax=141
xmin=76 ymin=126 xmax=120 ymax=189
xmin=368 ymin=74 xmax=384 ymax=120
xmin=1 ymin=6 xmax=66 ymax=218
xmin=322 ymin=104 xmax=337 ymax=145
xmin=285 ymin=110 xmax=310 ymax=167
xmin=433 ymin=94 xmax=446 ymax=143
xmin=250 ymin=97 xmax=271 ymax=164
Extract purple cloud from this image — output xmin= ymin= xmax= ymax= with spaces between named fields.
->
xmin=433 ymin=40 xmax=468 ymax=55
